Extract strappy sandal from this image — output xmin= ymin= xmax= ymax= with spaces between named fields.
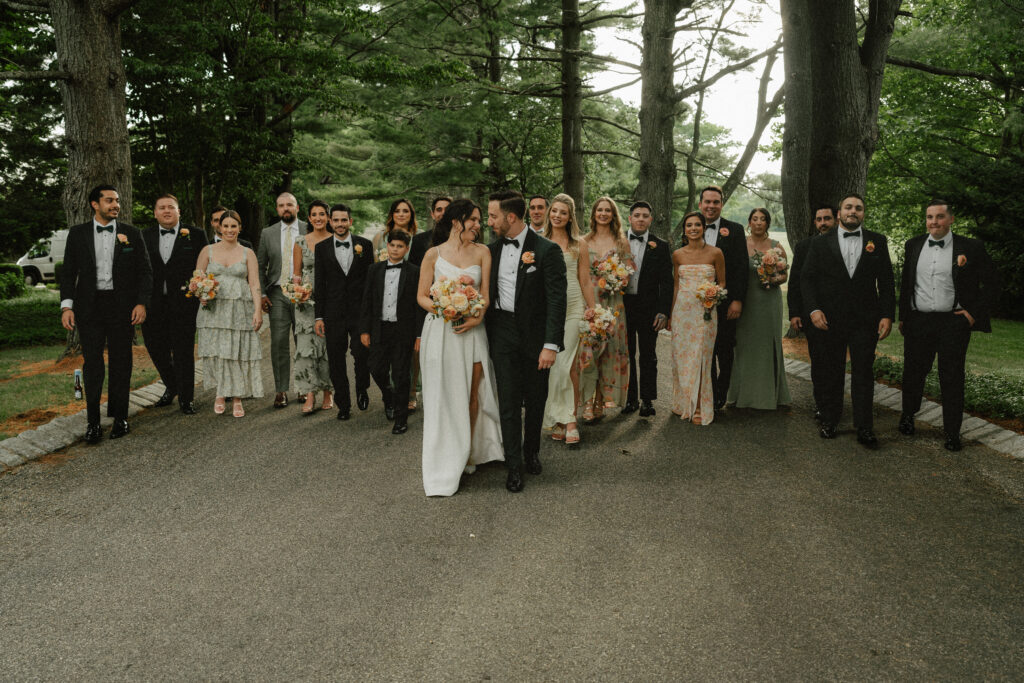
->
xmin=213 ymin=397 xmax=226 ymax=415
xmin=407 ymin=400 xmax=418 ymax=413
xmin=551 ymin=424 xmax=565 ymax=441
xmin=301 ymin=394 xmax=316 ymax=415
xmin=321 ymin=395 xmax=334 ymax=411
xmin=233 ymin=400 xmax=245 ymax=418
xmin=565 ymin=426 xmax=580 ymax=447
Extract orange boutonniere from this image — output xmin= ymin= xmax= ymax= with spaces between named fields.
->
xmin=522 ymin=251 xmax=535 ymax=264
xmin=719 ymin=227 xmax=730 ymax=237
xmin=957 ymin=254 xmax=967 ymax=267
xmin=117 ymin=233 xmax=128 ymax=245
xmin=179 ymin=228 xmax=190 ymax=238
xmin=354 ymin=244 xmax=363 ymax=255
xmin=647 ymin=240 xmax=656 ymax=249
xmin=865 ymin=241 xmax=876 ymax=253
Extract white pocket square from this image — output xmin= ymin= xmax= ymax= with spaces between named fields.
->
xmin=526 ymin=266 xmax=537 ymax=273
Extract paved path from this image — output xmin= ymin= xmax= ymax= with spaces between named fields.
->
xmin=2 ymin=334 xmax=1022 ymax=680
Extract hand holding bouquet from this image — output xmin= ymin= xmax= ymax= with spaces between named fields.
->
xmin=695 ymin=281 xmax=728 ymax=321
xmin=283 ymin=280 xmax=313 ymax=309
xmin=753 ymin=246 xmax=788 ymax=289
xmin=590 ymin=252 xmax=635 ymax=297
xmin=429 ymin=274 xmax=486 ymax=325
xmin=183 ymin=270 xmax=219 ymax=309
xmin=578 ymin=304 xmax=619 ymax=346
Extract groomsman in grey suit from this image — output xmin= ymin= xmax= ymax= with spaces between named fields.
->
xmin=256 ymin=192 xmax=308 ymax=408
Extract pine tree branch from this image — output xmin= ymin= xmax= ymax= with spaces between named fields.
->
xmin=582 ymin=149 xmax=639 ymax=161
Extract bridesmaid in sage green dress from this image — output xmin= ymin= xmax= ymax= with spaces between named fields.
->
xmin=727 ymin=207 xmax=792 ymax=409
xmin=290 ymin=199 xmax=334 ymax=414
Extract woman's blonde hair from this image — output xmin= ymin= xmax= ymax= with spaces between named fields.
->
xmin=543 ymin=193 xmax=583 ymax=255
xmin=587 ymin=196 xmax=628 ymax=254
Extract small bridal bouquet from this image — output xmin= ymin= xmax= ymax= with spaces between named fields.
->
xmin=183 ymin=270 xmax=219 ymax=309
xmin=753 ymin=247 xmax=788 ymax=289
xmin=429 ymin=274 xmax=486 ymax=324
xmin=695 ymin=281 xmax=728 ymax=321
xmin=283 ymin=280 xmax=313 ymax=309
xmin=590 ymin=252 xmax=635 ymax=297
xmin=578 ymin=305 xmax=619 ymax=346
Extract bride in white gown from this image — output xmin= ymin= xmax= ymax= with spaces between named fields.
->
xmin=417 ymin=199 xmax=504 ymax=496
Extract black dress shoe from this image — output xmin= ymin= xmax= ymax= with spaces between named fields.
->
xmin=621 ymin=400 xmax=639 ymax=415
xmin=155 ymin=391 xmax=176 ymax=407
xmin=897 ymin=413 xmax=915 ymax=435
xmin=179 ymin=401 xmax=197 ymax=415
xmin=506 ymin=466 xmax=524 ymax=492
xmin=819 ymin=423 xmax=837 ymax=439
xmin=856 ymin=429 xmax=879 ymax=449
xmin=813 ymin=409 xmax=823 ymax=423
xmin=714 ymin=399 xmax=726 ymax=412
xmin=85 ymin=423 xmax=103 ymax=444
xmin=525 ymin=452 xmax=542 ymax=475
xmin=944 ymin=434 xmax=962 ymax=452
xmin=109 ymin=419 xmax=130 ymax=439
xmin=357 ymin=391 xmax=369 ymax=411
xmin=274 ymin=392 xmax=288 ymax=409
xmin=638 ymin=400 xmax=656 ymax=417
xmin=392 ymin=422 xmax=408 ymax=435
xmin=337 ymin=409 xmax=351 ymax=421
xmin=384 ymin=404 xmax=396 ymax=421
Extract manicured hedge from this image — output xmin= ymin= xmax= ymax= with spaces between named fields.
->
xmin=0 ymin=292 xmax=66 ymax=346
xmin=874 ymin=356 xmax=1024 ymax=420
xmin=0 ymin=272 xmax=27 ymax=300
xmin=0 ymin=263 xmax=23 ymax=277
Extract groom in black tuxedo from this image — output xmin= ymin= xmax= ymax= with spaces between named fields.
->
xmin=142 ymin=193 xmax=208 ymax=414
xmin=60 ymin=185 xmax=153 ymax=443
xmin=897 ymin=200 xmax=998 ymax=451
xmin=802 ymin=193 xmax=895 ymax=448
xmin=486 ymin=190 xmax=567 ymax=492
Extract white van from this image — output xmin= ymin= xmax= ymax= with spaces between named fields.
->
xmin=16 ymin=229 xmax=68 ymax=285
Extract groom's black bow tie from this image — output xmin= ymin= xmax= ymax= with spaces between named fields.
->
xmin=335 ymin=240 xmax=350 ymax=249
xmin=629 ymin=233 xmax=645 ymax=241
xmin=96 ymin=224 xmax=113 ymax=234
xmin=843 ymin=230 xmax=861 ymax=238
xmin=928 ymin=239 xmax=945 ymax=248
xmin=386 ymin=263 xmax=402 ymax=270
xmin=502 ymin=237 xmax=520 ymax=248
xmin=160 ymin=228 xmax=175 ymax=237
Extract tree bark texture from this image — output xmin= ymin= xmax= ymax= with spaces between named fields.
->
xmin=51 ymin=0 xmax=134 ymax=225
xmin=780 ymin=0 xmax=902 ymax=245
xmin=561 ymin=0 xmax=585 ymax=222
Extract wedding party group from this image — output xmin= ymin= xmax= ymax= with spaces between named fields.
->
xmin=58 ymin=183 xmax=997 ymax=495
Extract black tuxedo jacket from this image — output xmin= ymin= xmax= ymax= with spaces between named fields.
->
xmin=313 ymin=234 xmax=374 ymax=324
xmin=485 ymin=229 xmax=567 ymax=357
xmin=786 ymin=236 xmax=814 ymax=320
xmin=714 ymin=217 xmax=749 ymax=306
xmin=899 ymin=233 xmax=997 ymax=333
xmin=143 ymin=224 xmax=208 ymax=318
xmin=359 ymin=261 xmax=426 ymax=342
xmin=802 ymin=228 xmax=896 ymax=328
xmin=626 ymin=232 xmax=673 ymax=319
xmin=60 ymin=221 xmax=153 ymax=321
xmin=408 ymin=230 xmax=433 ymax=267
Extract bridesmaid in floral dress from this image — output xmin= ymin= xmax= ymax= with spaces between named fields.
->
xmin=290 ymin=199 xmax=334 ymax=414
xmin=578 ymin=196 xmax=634 ymax=422
xmin=669 ymin=211 xmax=726 ymax=425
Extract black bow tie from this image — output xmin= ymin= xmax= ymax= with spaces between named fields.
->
xmin=843 ymin=230 xmax=861 ymax=238
xmin=502 ymin=237 xmax=520 ymax=248
xmin=96 ymin=224 xmax=113 ymax=234
xmin=386 ymin=263 xmax=402 ymax=270
xmin=928 ymin=239 xmax=945 ymax=248
xmin=629 ymin=233 xmax=645 ymax=241
xmin=160 ymin=228 xmax=175 ymax=237
xmin=336 ymin=240 xmax=350 ymax=249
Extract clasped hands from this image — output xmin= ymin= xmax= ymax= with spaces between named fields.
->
xmin=811 ymin=310 xmax=892 ymax=340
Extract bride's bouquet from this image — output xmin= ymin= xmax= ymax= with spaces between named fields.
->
xmin=283 ymin=280 xmax=313 ymax=309
xmin=578 ymin=305 xmax=618 ymax=346
xmin=429 ymin=274 xmax=486 ymax=324
xmin=590 ymin=252 xmax=635 ymax=297
xmin=183 ymin=270 xmax=219 ymax=309
xmin=694 ymin=281 xmax=728 ymax=321
xmin=753 ymin=246 xmax=788 ymax=289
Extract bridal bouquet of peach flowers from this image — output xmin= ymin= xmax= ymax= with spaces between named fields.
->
xmin=753 ymin=246 xmax=788 ymax=289
xmin=694 ymin=281 xmax=728 ymax=321
xmin=283 ymin=280 xmax=313 ymax=309
xmin=578 ymin=304 xmax=618 ymax=346
xmin=429 ymin=274 xmax=486 ymax=324
xmin=183 ymin=270 xmax=219 ymax=309
xmin=590 ymin=252 xmax=635 ymax=296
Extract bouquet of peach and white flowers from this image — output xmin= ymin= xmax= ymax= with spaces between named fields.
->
xmin=283 ymin=280 xmax=313 ymax=309
xmin=694 ymin=281 xmax=728 ymax=321
xmin=578 ymin=304 xmax=619 ymax=347
xmin=183 ymin=270 xmax=219 ymax=309
xmin=753 ymin=246 xmax=788 ymax=289
xmin=590 ymin=252 xmax=635 ymax=297
xmin=429 ymin=274 xmax=486 ymax=324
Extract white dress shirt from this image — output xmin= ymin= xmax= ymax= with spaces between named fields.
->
xmin=626 ymin=230 xmax=647 ymax=295
xmin=704 ymin=219 xmax=720 ymax=247
xmin=382 ymin=261 xmax=402 ymax=322
xmin=158 ymin=223 xmax=179 ymax=264
xmin=277 ymin=221 xmax=300 ymax=285
xmin=838 ymin=226 xmax=863 ymax=277
xmin=913 ymin=233 xmax=956 ymax=312
xmin=496 ymin=232 xmax=525 ymax=312
xmin=334 ymin=234 xmax=353 ymax=274
xmin=62 ymin=219 xmax=116 ymax=310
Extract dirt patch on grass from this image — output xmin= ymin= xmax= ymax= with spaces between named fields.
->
xmin=0 ymin=405 xmax=88 ymax=437
xmin=3 ymin=346 xmax=156 ymax=381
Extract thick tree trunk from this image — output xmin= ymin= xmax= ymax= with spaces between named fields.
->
xmin=561 ymin=0 xmax=584 ymax=222
xmin=780 ymin=0 xmax=813 ymax=245
xmin=51 ymin=0 xmax=134 ymax=225
xmin=635 ymin=0 xmax=686 ymax=239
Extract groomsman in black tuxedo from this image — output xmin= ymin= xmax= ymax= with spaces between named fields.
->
xmin=787 ymin=203 xmax=836 ymax=421
xmin=486 ymin=190 xmax=567 ymax=492
xmin=897 ymin=200 xmax=998 ymax=451
xmin=210 ymin=205 xmax=252 ymax=249
xmin=60 ymin=185 xmax=153 ymax=443
xmin=621 ymin=201 xmax=673 ymax=417
xmin=141 ymin=194 xmax=208 ymax=414
xmin=408 ymin=196 xmax=451 ymax=267
xmin=699 ymin=185 xmax=749 ymax=410
xmin=527 ymin=195 xmax=548 ymax=233
xmin=313 ymin=203 xmax=374 ymax=420
xmin=802 ymin=193 xmax=895 ymax=448
xmin=360 ymin=229 xmax=425 ymax=434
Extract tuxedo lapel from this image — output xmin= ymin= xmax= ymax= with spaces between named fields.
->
xmin=84 ymin=224 xmax=98 ymax=272
xmin=514 ymin=229 xmax=537 ymax=308
xmin=951 ymin=236 xmax=966 ymax=288
xmin=488 ymin=240 xmax=501 ymax=305
xmin=825 ymin=231 xmax=847 ymax=279
xmin=904 ymin=236 xmax=925 ymax=310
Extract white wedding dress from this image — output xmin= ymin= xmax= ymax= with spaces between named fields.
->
xmin=420 ymin=256 xmax=504 ymax=496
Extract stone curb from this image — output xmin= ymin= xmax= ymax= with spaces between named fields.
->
xmin=782 ymin=358 xmax=1023 ymax=461
xmin=0 ymin=367 xmax=203 ymax=472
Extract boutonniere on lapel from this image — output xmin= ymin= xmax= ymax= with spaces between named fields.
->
xmin=117 ymin=233 xmax=129 ymax=245
xmin=521 ymin=251 xmax=535 ymax=265
xmin=865 ymin=241 xmax=876 ymax=253
xmin=354 ymin=244 xmax=363 ymax=256
xmin=957 ymin=254 xmax=967 ymax=267
xmin=719 ymin=227 xmax=730 ymax=237
xmin=647 ymin=240 xmax=656 ymax=249
xmin=179 ymin=228 xmax=190 ymax=238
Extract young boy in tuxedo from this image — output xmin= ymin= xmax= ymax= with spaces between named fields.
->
xmin=360 ymin=230 xmax=425 ymax=434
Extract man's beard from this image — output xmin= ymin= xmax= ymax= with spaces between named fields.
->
xmin=280 ymin=211 xmax=296 ymax=223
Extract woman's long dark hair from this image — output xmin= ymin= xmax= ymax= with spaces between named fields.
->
xmin=680 ymin=210 xmax=706 ymax=246
xmin=386 ymin=198 xmax=419 ymax=235
xmin=431 ymin=198 xmax=480 ymax=246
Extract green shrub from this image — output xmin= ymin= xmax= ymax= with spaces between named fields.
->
xmin=54 ymin=260 xmax=63 ymax=286
xmin=0 ymin=292 xmax=65 ymax=346
xmin=0 ymin=272 xmax=27 ymax=300
xmin=0 ymin=264 xmax=23 ymax=277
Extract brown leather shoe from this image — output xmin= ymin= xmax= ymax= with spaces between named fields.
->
xmin=274 ymin=392 xmax=288 ymax=409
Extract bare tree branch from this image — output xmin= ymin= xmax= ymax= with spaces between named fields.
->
xmin=885 ymin=56 xmax=1001 ymax=85
xmin=0 ymin=0 xmax=49 ymax=11
xmin=674 ymin=40 xmax=781 ymax=102
xmin=584 ymin=74 xmax=643 ymax=98
xmin=582 ymin=115 xmax=640 ymax=137
xmin=582 ymin=149 xmax=640 ymax=161
xmin=580 ymin=12 xmax=643 ymax=27
xmin=1 ymin=69 xmax=70 ymax=81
